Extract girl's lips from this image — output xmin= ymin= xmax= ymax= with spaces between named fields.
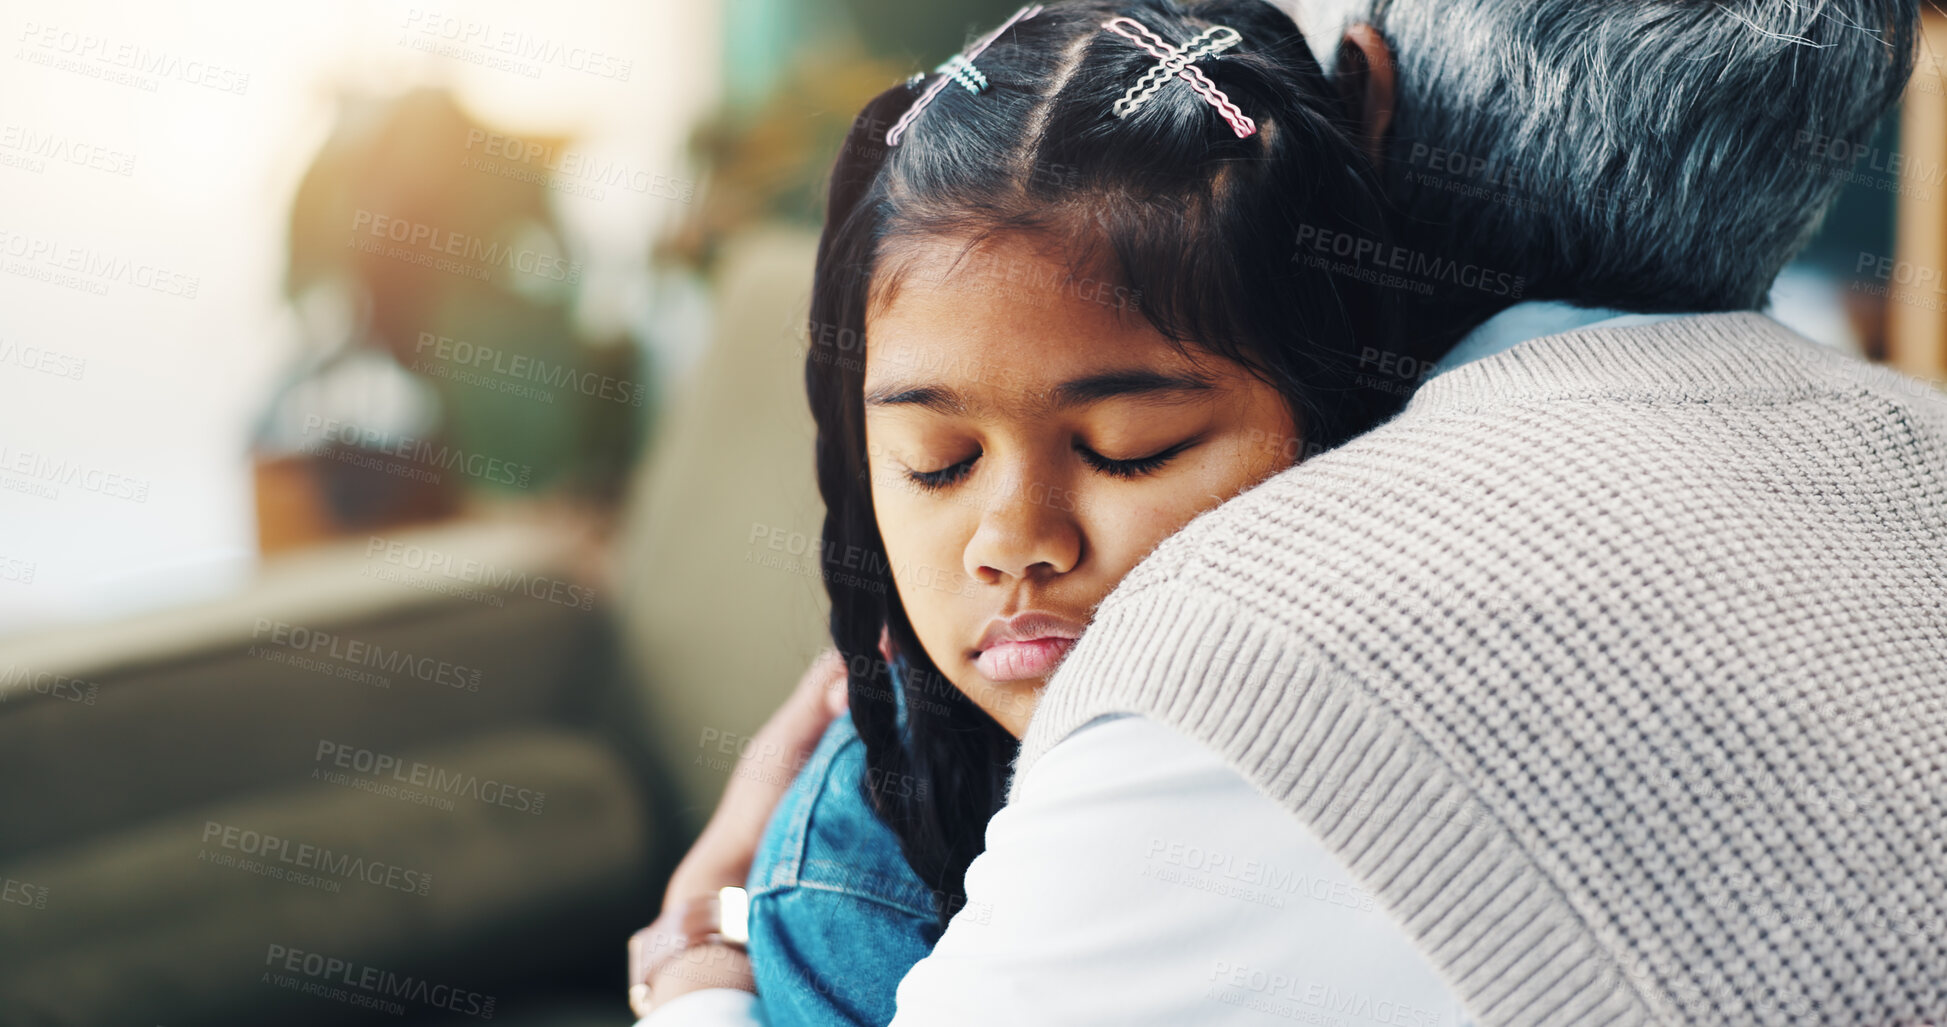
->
xmin=975 ymin=637 xmax=1076 ymax=682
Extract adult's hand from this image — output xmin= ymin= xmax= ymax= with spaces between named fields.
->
xmin=662 ymin=646 xmax=849 ymax=908
xmin=631 ymin=643 xmax=857 ymax=1013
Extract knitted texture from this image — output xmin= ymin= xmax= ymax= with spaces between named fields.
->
xmin=1012 ymin=313 xmax=1947 ymax=1026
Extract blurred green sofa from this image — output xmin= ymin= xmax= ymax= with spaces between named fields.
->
xmin=0 ymin=227 xmax=830 ymax=1027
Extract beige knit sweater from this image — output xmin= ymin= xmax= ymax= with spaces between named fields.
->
xmin=1012 ymin=313 xmax=1947 ymax=1026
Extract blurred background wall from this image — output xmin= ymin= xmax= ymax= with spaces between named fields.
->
xmin=0 ymin=0 xmax=1942 ymax=1024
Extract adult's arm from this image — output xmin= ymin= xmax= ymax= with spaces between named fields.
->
xmin=639 ymin=714 xmax=1471 ymax=1026
xmin=888 ymin=715 xmax=1472 ymax=1026
xmin=631 ymin=648 xmax=848 ymax=1014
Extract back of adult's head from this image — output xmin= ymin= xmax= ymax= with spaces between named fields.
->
xmin=1338 ymin=0 xmax=1920 ymax=326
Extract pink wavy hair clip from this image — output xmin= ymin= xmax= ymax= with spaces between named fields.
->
xmin=1101 ymin=16 xmax=1258 ymax=139
xmin=885 ymin=4 xmax=1045 ymax=147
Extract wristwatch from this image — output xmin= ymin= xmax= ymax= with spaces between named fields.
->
xmin=628 ymin=886 xmax=751 ymax=1019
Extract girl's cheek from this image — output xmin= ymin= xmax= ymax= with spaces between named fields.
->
xmin=878 ymin=504 xmax=970 ymax=598
xmin=1080 ymin=477 xmax=1221 ymax=574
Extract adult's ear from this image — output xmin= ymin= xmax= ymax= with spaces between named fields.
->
xmin=1334 ymin=24 xmax=1396 ymax=169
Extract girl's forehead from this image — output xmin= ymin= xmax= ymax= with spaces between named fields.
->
xmin=859 ymin=232 xmax=1238 ymax=410
xmin=869 ymin=227 xmax=1121 ymax=313
xmin=863 ymin=305 xmax=1232 ymax=423
xmin=865 ymin=283 xmax=1183 ymax=396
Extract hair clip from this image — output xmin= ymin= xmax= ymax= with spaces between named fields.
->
xmin=1100 ymin=17 xmax=1258 ymax=139
xmin=938 ymin=53 xmax=990 ymax=95
xmin=886 ymin=3 xmax=1044 ymax=147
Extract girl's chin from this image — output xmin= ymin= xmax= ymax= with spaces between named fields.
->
xmin=946 ymin=670 xmax=1048 ymax=739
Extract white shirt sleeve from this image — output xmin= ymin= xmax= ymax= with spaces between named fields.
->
xmin=634 ymin=987 xmax=767 ymax=1027
xmin=889 ymin=714 xmax=1475 ymax=1027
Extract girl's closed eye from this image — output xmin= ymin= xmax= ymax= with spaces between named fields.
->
xmin=901 ymin=434 xmax=1204 ymax=492
xmin=1075 ymin=434 xmax=1203 ymax=479
xmin=906 ymin=452 xmax=978 ymax=490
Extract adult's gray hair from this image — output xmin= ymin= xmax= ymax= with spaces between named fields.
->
xmin=1313 ymin=0 xmax=1920 ymax=317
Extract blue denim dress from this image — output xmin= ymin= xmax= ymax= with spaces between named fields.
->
xmin=745 ymin=712 xmax=942 ymax=1026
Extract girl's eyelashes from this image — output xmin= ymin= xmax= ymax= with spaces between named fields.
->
xmin=900 ymin=436 xmax=1201 ymax=492
xmin=905 ymin=452 xmax=978 ymax=491
xmin=1075 ymin=436 xmax=1200 ymax=479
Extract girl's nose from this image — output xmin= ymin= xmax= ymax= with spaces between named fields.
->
xmin=962 ymin=466 xmax=1081 ymax=584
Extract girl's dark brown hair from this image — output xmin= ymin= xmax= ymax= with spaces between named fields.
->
xmin=805 ymin=0 xmax=1409 ymax=926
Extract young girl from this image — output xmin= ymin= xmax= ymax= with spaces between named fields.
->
xmin=641 ymin=0 xmax=1419 ymax=1021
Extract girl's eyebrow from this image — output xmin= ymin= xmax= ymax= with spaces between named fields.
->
xmin=865 ymin=369 xmax=1216 ymax=414
xmin=1052 ymin=370 xmax=1217 ymax=406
